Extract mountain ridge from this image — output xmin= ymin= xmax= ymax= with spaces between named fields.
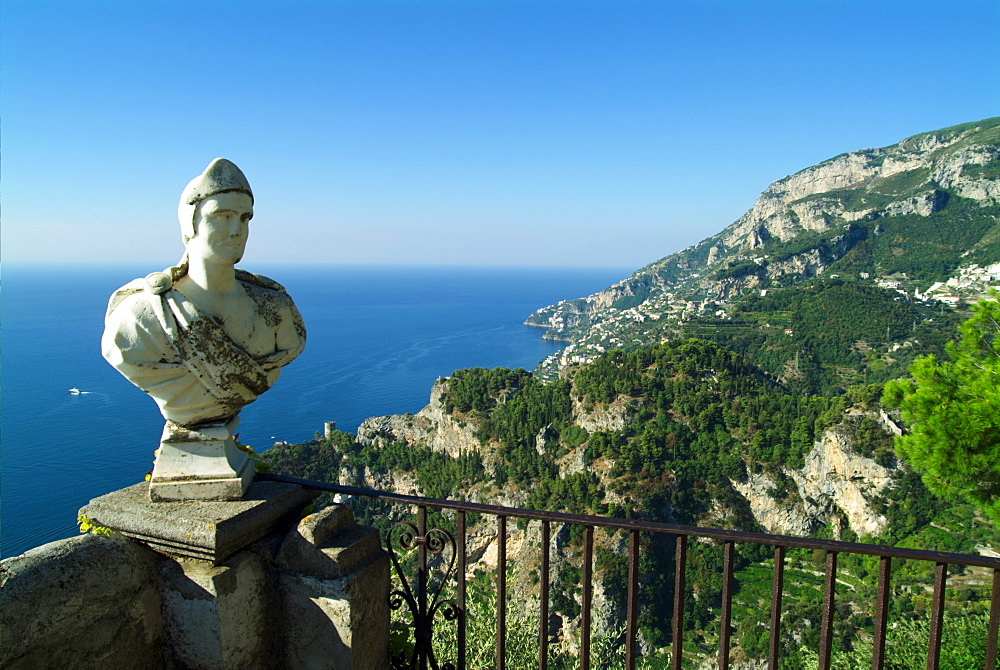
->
xmin=525 ymin=117 xmax=1000 ymax=383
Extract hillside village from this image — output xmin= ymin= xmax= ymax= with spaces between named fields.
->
xmin=545 ymin=261 xmax=1000 ymax=370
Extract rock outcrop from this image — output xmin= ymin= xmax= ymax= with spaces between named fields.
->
xmin=356 ymin=379 xmax=482 ymax=459
xmin=791 ymin=422 xmax=893 ymax=537
xmin=346 ymin=390 xmax=906 ymax=665
xmin=733 ymin=415 xmax=895 ymax=538
xmin=571 ymin=395 xmax=635 ymax=432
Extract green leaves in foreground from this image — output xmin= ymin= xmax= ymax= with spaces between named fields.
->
xmin=883 ymin=294 xmax=1000 ymax=526
xmin=76 ymin=514 xmax=112 ymax=537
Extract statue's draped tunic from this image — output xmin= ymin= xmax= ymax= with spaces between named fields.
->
xmin=102 ymin=268 xmax=306 ymax=428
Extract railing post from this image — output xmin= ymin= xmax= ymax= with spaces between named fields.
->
xmin=457 ymin=510 xmax=467 ymax=670
xmin=987 ymin=568 xmax=999 ymax=670
xmin=718 ymin=541 xmax=735 ymax=670
xmin=581 ymin=526 xmax=594 ymax=670
xmin=626 ymin=529 xmax=640 ymax=670
xmin=927 ymin=563 xmax=947 ymax=670
xmin=497 ymin=515 xmax=507 ymax=670
xmin=672 ymin=535 xmax=687 ymax=670
xmin=539 ymin=519 xmax=551 ymax=670
xmin=418 ymin=506 xmax=428 ymax=670
xmin=768 ymin=546 xmax=785 ymax=670
xmin=872 ymin=556 xmax=891 ymax=670
xmin=818 ymin=551 xmax=838 ymax=670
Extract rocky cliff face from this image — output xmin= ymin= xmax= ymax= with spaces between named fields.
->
xmin=353 ymin=383 xmax=899 ymax=543
xmin=357 ymin=379 xmax=483 ymax=459
xmin=571 ymin=394 xmax=636 ymax=432
xmin=733 ymin=414 xmax=895 ymax=538
xmin=342 ymin=382 xmax=907 ymax=660
xmin=714 ymin=127 xmax=998 ymax=253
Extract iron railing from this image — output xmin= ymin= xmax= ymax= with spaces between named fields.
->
xmin=260 ymin=472 xmax=1000 ymax=670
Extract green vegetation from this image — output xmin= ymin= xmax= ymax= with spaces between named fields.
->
xmin=416 ymin=568 xmax=638 ymax=669
xmin=748 ymin=195 xmax=998 ymax=284
xmin=611 ymin=283 xmax=654 ymax=310
xmin=266 ymin=333 xmax=999 ymax=666
xmin=265 ymin=431 xmax=347 ymax=481
xmin=871 ymin=167 xmax=932 ymax=196
xmin=445 ymin=367 xmax=532 ymax=413
xmin=685 ymin=278 xmax=963 ymax=394
xmin=438 ymin=341 xmax=864 ymax=513
xmin=963 ymin=162 xmax=1000 ymax=180
xmin=884 ymin=295 xmax=1000 ymax=525
xmin=76 ymin=514 xmax=112 ymax=537
xmin=829 ymin=198 xmax=1000 ymax=280
xmin=266 ymin=335 xmax=1000 ymax=665
xmin=903 ymin=116 xmax=1000 ymax=148
xmin=266 ymin=427 xmax=485 ymax=510
xmin=799 ymin=609 xmax=993 ymax=670
xmin=796 ymin=175 xmax=932 ymax=213
xmin=714 ymin=259 xmax=765 ymax=281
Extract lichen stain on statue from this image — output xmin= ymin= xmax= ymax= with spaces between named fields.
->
xmin=102 ymin=158 xmax=306 ymax=502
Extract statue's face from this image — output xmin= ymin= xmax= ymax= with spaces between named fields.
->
xmin=187 ymin=192 xmax=254 ymax=265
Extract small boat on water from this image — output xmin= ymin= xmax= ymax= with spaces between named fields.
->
xmin=68 ymin=388 xmax=88 ymax=395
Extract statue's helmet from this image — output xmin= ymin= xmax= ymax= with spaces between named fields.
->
xmin=178 ymin=158 xmax=253 ymax=242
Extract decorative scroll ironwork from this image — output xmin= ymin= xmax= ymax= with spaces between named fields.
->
xmin=387 ymin=518 xmax=460 ymax=670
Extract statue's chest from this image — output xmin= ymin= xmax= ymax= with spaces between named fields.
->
xmin=212 ymin=298 xmax=276 ymax=357
xmin=171 ymin=281 xmax=284 ymax=360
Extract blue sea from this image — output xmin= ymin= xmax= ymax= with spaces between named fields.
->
xmin=0 ymin=264 xmax=628 ymax=559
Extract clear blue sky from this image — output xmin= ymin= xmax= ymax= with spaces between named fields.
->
xmin=2 ymin=0 xmax=997 ymax=268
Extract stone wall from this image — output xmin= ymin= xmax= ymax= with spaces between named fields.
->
xmin=0 ymin=486 xmax=390 ymax=670
xmin=0 ymin=534 xmax=166 ymax=669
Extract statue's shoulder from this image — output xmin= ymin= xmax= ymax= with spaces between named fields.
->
xmin=235 ymin=268 xmax=288 ymax=293
xmin=106 ymin=277 xmax=151 ymax=316
xmin=236 ymin=269 xmax=296 ymax=305
xmin=106 ymin=272 xmax=175 ymax=317
xmin=236 ymin=270 xmax=305 ymax=341
xmin=112 ymin=277 xmax=148 ymax=294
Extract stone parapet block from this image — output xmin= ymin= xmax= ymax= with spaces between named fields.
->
xmin=277 ymin=504 xmax=382 ymax=578
xmin=276 ymin=506 xmax=390 ymax=670
xmin=295 ymin=504 xmax=355 ymax=547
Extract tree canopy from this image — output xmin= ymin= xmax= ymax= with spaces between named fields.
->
xmin=883 ymin=294 xmax=1000 ymax=526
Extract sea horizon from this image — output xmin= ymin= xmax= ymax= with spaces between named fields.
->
xmin=1 ymin=263 xmax=631 ymax=558
xmin=1 ymin=260 xmax=638 ymax=272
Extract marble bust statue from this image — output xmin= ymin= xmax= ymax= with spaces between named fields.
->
xmin=102 ymin=158 xmax=306 ymax=500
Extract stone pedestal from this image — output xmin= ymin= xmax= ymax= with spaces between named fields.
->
xmin=80 ymin=480 xmax=318 ymax=564
xmin=75 ymin=482 xmax=389 ymax=669
xmin=0 ymin=482 xmax=390 ymax=670
xmin=149 ymin=417 xmax=254 ymax=502
xmin=160 ymin=552 xmax=271 ymax=670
